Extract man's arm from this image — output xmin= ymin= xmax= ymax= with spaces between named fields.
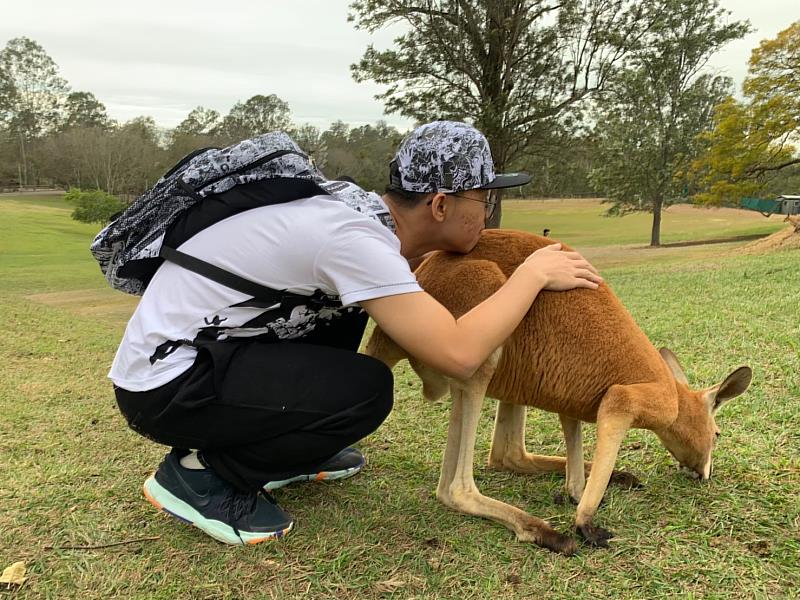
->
xmin=361 ymin=244 xmax=602 ymax=380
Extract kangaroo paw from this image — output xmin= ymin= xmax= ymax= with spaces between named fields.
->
xmin=553 ymin=491 xmax=567 ymax=505
xmin=514 ymin=515 xmax=579 ymax=556
xmin=553 ymin=491 xmax=580 ymax=506
xmin=608 ymin=470 xmax=643 ymax=489
xmin=576 ymin=523 xmax=615 ymax=548
xmin=532 ymin=528 xmax=579 ymax=556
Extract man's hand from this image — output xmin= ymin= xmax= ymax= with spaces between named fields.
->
xmin=519 ymin=243 xmax=603 ymax=291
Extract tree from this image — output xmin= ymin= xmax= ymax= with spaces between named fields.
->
xmin=174 ymin=106 xmax=221 ymax=136
xmin=217 ymin=94 xmax=291 ymax=143
xmin=349 ymin=0 xmax=653 ymax=225
xmin=0 ymin=62 xmax=15 ymax=128
xmin=0 ymin=37 xmax=70 ymax=186
xmin=37 ymin=118 xmax=165 ymax=196
xmin=320 ymin=121 xmax=404 ymax=192
xmin=318 ymin=119 xmax=351 ymax=176
xmin=290 ymin=123 xmax=323 ymax=155
xmin=164 ymin=106 xmax=224 ymax=167
xmin=112 ymin=117 xmax=166 ymax=194
xmin=518 ymin=132 xmax=600 ymax=198
xmin=61 ymin=91 xmax=110 ymax=130
xmin=0 ymin=134 xmax=17 ymax=187
xmin=691 ymin=21 xmax=800 ymax=205
xmin=589 ymin=0 xmax=749 ymax=246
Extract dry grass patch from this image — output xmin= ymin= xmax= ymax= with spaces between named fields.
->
xmin=26 ymin=288 xmax=138 ymax=328
xmin=742 ymin=224 xmax=800 ymax=254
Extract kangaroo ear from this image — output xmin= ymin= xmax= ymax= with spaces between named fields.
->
xmin=705 ymin=366 xmax=753 ymax=413
xmin=659 ymin=347 xmax=689 ymax=385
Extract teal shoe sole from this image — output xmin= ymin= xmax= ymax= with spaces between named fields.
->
xmin=263 ymin=458 xmax=365 ymax=491
xmin=143 ymin=475 xmax=293 ymax=544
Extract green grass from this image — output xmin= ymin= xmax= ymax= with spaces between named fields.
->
xmin=1 ymin=195 xmax=798 ymax=599
xmin=0 ymin=195 xmax=109 ymax=294
xmin=501 ymin=199 xmax=786 ymax=247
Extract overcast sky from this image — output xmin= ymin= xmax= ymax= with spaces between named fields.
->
xmin=2 ymin=1 xmax=797 ymax=132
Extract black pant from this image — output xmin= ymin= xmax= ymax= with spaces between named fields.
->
xmin=115 ymin=310 xmax=393 ymax=492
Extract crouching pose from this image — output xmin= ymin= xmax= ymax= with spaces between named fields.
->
xmin=109 ymin=121 xmax=603 ymax=544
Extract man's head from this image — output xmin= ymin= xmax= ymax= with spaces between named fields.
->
xmin=389 ymin=121 xmax=529 ymax=195
xmin=385 ymin=121 xmax=530 ymax=254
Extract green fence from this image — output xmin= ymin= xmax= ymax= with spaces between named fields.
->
xmin=741 ymin=197 xmax=783 ymax=216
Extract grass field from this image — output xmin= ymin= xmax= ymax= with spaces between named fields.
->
xmin=1 ymin=194 xmax=798 ymax=599
xmin=501 ymin=198 xmax=786 ymax=248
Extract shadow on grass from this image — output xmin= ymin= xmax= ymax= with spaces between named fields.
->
xmin=639 ymin=233 xmax=771 ymax=249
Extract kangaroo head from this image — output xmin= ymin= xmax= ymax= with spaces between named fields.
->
xmin=654 ymin=348 xmax=752 ymax=481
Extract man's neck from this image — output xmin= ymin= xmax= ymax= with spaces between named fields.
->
xmin=382 ymin=194 xmax=440 ymax=261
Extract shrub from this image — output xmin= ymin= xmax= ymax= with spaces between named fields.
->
xmin=64 ymin=187 xmax=127 ymax=225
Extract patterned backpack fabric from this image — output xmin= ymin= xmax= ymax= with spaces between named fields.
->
xmin=90 ymin=132 xmax=328 ymax=296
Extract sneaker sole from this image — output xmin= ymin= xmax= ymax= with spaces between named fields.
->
xmin=143 ymin=475 xmax=293 ymax=545
xmin=263 ymin=460 xmax=365 ymax=491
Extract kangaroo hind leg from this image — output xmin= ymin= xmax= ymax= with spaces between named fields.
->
xmin=438 ymin=355 xmax=577 ymax=555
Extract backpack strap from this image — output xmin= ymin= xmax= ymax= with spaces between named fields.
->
xmin=164 ymin=177 xmax=327 ymax=246
xmin=158 ymin=245 xmax=292 ymax=307
xmin=158 ymin=176 xmax=338 ymax=309
xmin=159 ymin=246 xmax=337 ymax=311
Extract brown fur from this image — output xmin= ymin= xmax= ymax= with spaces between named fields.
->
xmin=418 ymin=231 xmax=675 ymax=424
xmin=366 ymin=229 xmax=752 ymax=553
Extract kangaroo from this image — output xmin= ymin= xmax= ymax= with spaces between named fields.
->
xmin=365 ymin=229 xmax=752 ymax=555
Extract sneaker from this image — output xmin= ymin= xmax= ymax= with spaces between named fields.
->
xmin=143 ymin=451 xmax=294 ymax=545
xmin=263 ymin=447 xmax=366 ymax=491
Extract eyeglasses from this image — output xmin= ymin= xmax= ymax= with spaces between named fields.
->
xmin=427 ymin=189 xmax=499 ymax=221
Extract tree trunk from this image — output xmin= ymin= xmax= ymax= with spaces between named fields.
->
xmin=650 ymin=196 xmax=663 ymax=246
xmin=483 ymin=134 xmax=510 ymax=230
xmin=18 ymin=133 xmax=28 ymax=187
xmin=478 ymin=2 xmax=517 ymax=231
xmin=487 ymin=189 xmax=503 ymax=228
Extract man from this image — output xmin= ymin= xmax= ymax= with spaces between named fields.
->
xmin=111 ymin=121 xmax=602 ymax=545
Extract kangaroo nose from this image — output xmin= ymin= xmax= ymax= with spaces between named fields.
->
xmin=680 ymin=465 xmax=701 ymax=480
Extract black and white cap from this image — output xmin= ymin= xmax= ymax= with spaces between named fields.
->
xmin=388 ymin=120 xmax=530 ymax=194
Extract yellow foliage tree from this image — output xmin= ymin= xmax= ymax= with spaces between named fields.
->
xmin=692 ymin=21 xmax=800 ymax=204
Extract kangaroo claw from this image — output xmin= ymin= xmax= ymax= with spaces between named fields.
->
xmin=538 ymin=529 xmax=579 ymax=556
xmin=576 ymin=523 xmax=615 ymax=548
xmin=609 ymin=470 xmax=643 ymax=489
xmin=554 ymin=490 xmax=582 ymax=505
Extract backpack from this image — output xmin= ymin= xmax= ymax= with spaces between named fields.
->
xmin=90 ymin=132 xmax=337 ymax=308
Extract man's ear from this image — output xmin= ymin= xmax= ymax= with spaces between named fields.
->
xmin=428 ymin=192 xmax=449 ymax=223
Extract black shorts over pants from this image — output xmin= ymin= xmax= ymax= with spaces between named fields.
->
xmin=115 ymin=310 xmax=394 ymax=492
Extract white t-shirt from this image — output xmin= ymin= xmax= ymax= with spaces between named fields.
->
xmin=109 ymin=193 xmax=421 ymax=392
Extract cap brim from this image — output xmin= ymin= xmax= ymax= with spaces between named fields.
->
xmin=483 ymin=172 xmax=531 ymax=189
